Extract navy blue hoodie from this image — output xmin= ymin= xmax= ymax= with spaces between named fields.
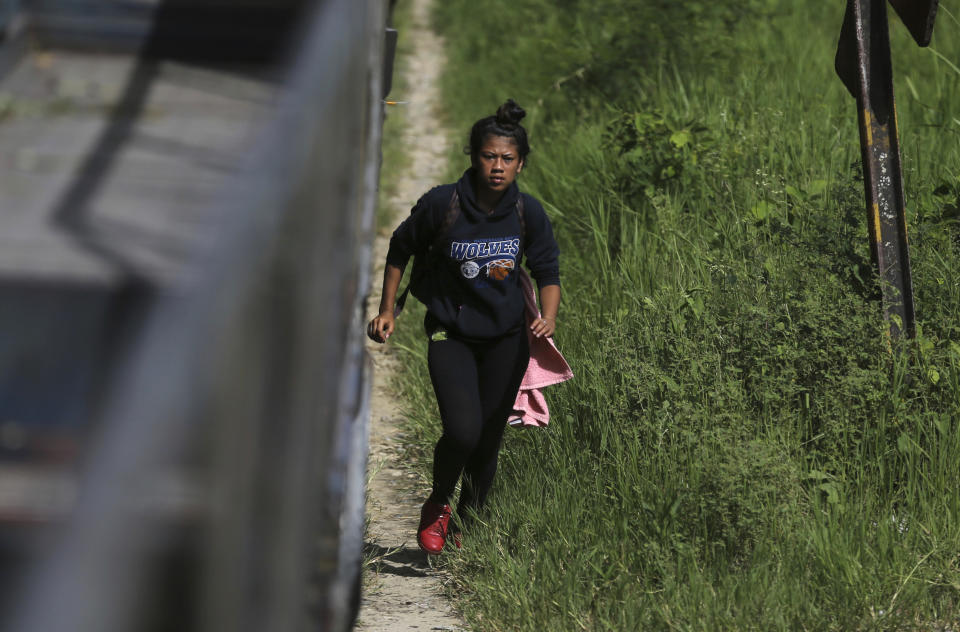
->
xmin=386 ymin=168 xmax=560 ymax=340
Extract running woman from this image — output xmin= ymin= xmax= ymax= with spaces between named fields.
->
xmin=367 ymin=99 xmax=561 ymax=554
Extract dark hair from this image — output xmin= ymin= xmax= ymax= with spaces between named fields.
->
xmin=467 ymin=99 xmax=531 ymax=161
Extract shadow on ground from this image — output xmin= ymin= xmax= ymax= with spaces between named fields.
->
xmin=363 ymin=542 xmax=433 ymax=578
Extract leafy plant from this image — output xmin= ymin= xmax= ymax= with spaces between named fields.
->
xmin=380 ymin=0 xmax=960 ymax=629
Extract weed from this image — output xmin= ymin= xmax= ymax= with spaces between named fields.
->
xmin=381 ymin=0 xmax=960 ymax=629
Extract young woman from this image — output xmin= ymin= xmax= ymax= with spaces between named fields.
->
xmin=367 ymin=99 xmax=561 ymax=554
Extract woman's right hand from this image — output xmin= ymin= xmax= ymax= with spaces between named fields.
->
xmin=367 ymin=312 xmax=396 ymax=343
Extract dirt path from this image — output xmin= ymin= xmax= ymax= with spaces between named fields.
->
xmin=355 ymin=0 xmax=464 ymax=630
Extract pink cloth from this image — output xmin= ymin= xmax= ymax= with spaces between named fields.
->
xmin=508 ymin=269 xmax=573 ymax=428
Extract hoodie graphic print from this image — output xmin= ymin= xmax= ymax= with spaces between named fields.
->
xmin=449 ymin=236 xmax=520 ymax=284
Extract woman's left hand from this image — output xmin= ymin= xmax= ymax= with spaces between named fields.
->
xmin=530 ymin=316 xmax=555 ymax=338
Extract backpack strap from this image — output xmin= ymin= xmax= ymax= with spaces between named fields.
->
xmin=394 ymin=190 xmax=461 ymax=317
xmin=516 ymin=194 xmax=526 ymax=255
xmin=436 ymin=190 xmax=461 ymax=250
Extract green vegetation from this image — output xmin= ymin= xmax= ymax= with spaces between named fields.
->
xmin=386 ymin=1 xmax=960 ymax=629
xmin=375 ymin=0 xmax=415 ymax=228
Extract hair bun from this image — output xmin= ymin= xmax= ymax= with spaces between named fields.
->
xmin=495 ymin=99 xmax=526 ymax=127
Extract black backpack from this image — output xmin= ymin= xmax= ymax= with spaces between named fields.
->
xmin=393 ymin=190 xmax=525 ymax=316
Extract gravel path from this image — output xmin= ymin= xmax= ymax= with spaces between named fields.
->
xmin=355 ymin=0 xmax=465 ymax=629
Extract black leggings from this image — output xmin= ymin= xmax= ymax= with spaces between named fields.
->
xmin=427 ymin=327 xmax=530 ymax=513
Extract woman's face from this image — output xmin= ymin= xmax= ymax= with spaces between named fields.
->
xmin=472 ymin=135 xmax=523 ymax=197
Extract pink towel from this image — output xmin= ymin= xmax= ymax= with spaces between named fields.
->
xmin=508 ymin=269 xmax=573 ymax=428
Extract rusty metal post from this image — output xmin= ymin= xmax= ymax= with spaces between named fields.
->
xmin=835 ymin=0 xmax=938 ymax=339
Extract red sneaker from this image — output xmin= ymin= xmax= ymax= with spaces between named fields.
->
xmin=417 ymin=501 xmax=452 ymax=555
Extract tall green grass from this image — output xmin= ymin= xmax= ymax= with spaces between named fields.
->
xmin=385 ymin=1 xmax=960 ymax=628
xmin=375 ymin=0 xmax=416 ymax=229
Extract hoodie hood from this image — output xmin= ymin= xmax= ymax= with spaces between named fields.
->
xmin=455 ymin=168 xmax=521 ymax=221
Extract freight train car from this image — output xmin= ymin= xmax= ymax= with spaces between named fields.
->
xmin=0 ymin=1 xmax=389 ymax=630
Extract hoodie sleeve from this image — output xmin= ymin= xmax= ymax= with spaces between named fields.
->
xmin=385 ymin=186 xmax=448 ymax=271
xmin=522 ymin=195 xmax=561 ymax=289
